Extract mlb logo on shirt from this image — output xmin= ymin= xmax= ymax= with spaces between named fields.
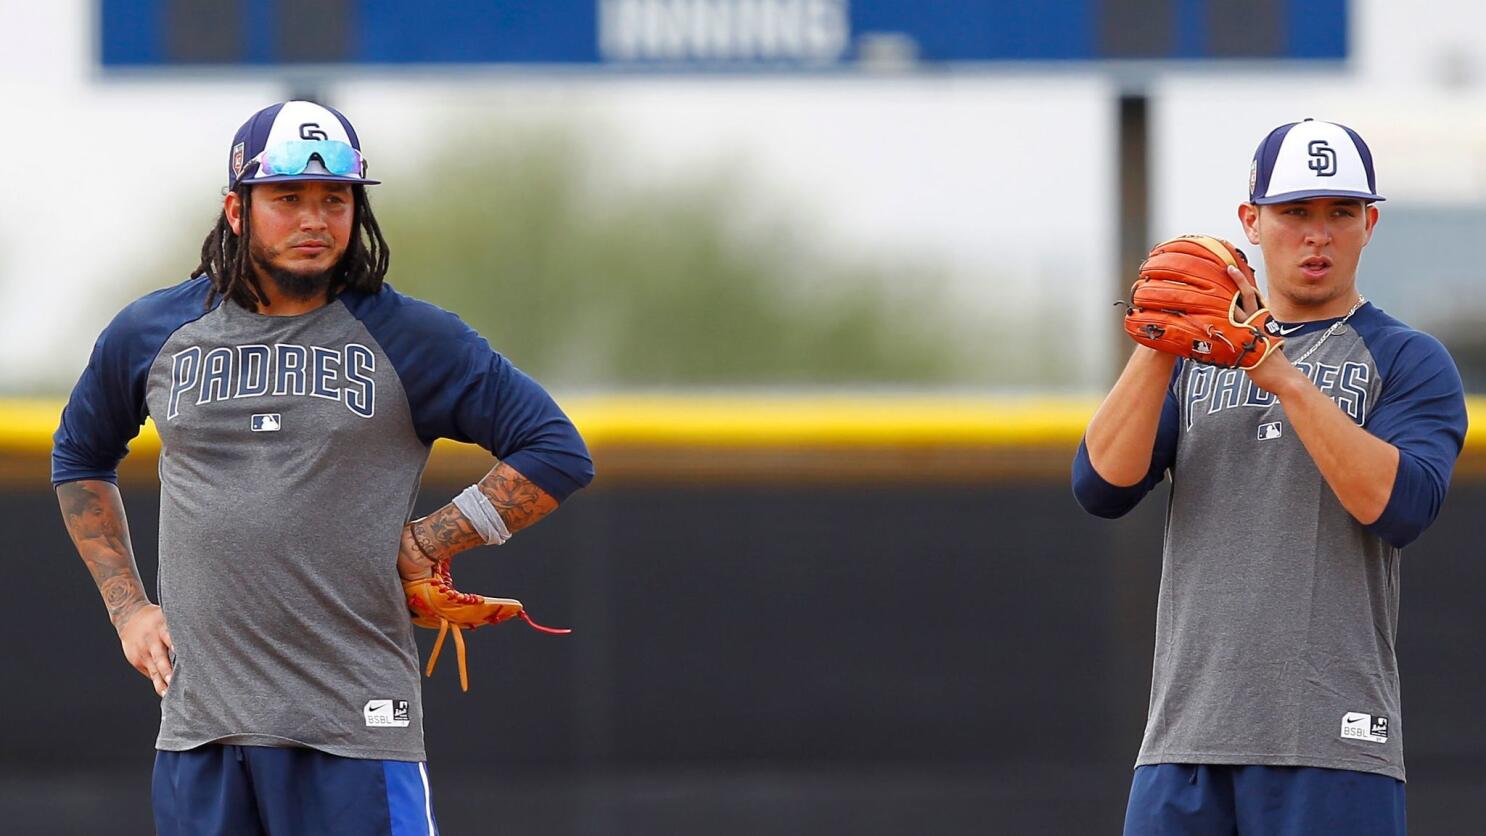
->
xmin=1258 ymin=422 xmax=1283 ymax=441
xmin=250 ymin=413 xmax=281 ymax=432
xmin=1370 ymin=715 xmax=1389 ymax=739
xmin=1340 ymin=711 xmax=1388 ymax=743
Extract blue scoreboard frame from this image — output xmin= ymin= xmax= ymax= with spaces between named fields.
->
xmin=99 ymin=0 xmax=1347 ymax=68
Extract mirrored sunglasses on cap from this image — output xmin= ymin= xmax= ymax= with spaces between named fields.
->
xmin=249 ymin=139 xmax=368 ymax=179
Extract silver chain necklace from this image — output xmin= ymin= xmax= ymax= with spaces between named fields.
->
xmin=1287 ymin=296 xmax=1366 ymax=366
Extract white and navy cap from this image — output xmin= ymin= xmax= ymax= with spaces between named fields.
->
xmin=1248 ymin=118 xmax=1384 ymax=205
xmin=228 ymin=100 xmax=380 ymax=190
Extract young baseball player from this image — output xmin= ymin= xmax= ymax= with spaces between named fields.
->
xmin=53 ymin=101 xmax=594 ymax=834
xmin=1074 ymin=119 xmax=1467 ymax=834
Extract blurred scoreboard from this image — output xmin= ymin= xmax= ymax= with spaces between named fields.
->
xmin=100 ymin=0 xmax=1346 ymax=68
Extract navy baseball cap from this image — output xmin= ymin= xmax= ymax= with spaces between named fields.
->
xmin=1248 ymin=118 xmax=1384 ymax=205
xmin=228 ymin=100 xmax=380 ymax=190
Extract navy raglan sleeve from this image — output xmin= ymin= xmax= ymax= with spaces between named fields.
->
xmin=1072 ymin=362 xmax=1181 ymax=518
xmin=345 ymin=287 xmax=594 ymax=502
xmin=1363 ymin=331 xmax=1467 ymax=548
xmin=52 ymin=278 xmax=213 ymax=487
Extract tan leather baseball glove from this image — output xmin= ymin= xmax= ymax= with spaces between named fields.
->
xmin=403 ymin=559 xmax=570 ymax=691
xmin=1122 ymin=234 xmax=1283 ymax=370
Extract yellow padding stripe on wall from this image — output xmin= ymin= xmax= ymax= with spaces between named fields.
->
xmin=5 ymin=395 xmax=1486 ymax=451
xmin=563 ymin=395 xmax=1098 ymax=447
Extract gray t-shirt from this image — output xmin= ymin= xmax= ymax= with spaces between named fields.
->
xmin=1074 ymin=303 xmax=1467 ymax=781
xmin=54 ymin=277 xmax=594 ymax=761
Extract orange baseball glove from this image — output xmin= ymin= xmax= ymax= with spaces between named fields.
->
xmin=403 ymin=559 xmax=570 ymax=691
xmin=1122 ymin=235 xmax=1283 ymax=370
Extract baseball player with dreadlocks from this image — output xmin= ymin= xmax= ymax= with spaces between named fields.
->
xmin=53 ymin=101 xmax=593 ymax=833
xmin=1075 ymin=119 xmax=1467 ymax=834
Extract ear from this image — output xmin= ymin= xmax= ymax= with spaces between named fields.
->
xmin=225 ymin=190 xmax=243 ymax=236
xmin=1237 ymin=203 xmax=1261 ymax=245
xmin=1361 ymin=203 xmax=1380 ymax=246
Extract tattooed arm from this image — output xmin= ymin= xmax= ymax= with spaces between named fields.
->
xmin=396 ymin=461 xmax=559 ymax=580
xmin=57 ymin=480 xmax=174 ymax=696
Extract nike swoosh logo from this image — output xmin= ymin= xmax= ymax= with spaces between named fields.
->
xmin=1277 ymin=324 xmax=1305 ymax=335
xmin=1343 ymin=714 xmax=1367 ymax=723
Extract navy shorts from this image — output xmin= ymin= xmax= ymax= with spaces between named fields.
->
xmin=1124 ymin=763 xmax=1405 ymax=836
xmin=153 ymin=744 xmax=439 ymax=835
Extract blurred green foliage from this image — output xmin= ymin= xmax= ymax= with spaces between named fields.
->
xmin=371 ymin=126 xmax=975 ymax=387
xmin=107 ymin=124 xmax=1073 ymax=390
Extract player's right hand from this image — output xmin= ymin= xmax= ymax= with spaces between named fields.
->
xmin=1228 ymin=264 xmax=1261 ymax=318
xmin=118 ymin=603 xmax=173 ymax=697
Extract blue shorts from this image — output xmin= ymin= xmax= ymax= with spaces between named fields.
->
xmin=153 ymin=744 xmax=439 ymax=835
xmin=1124 ymin=763 xmax=1405 ymax=836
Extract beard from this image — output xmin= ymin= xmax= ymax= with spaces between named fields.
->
xmin=249 ymin=239 xmax=337 ymax=302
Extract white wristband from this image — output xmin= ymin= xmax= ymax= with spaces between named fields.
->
xmin=452 ymin=485 xmax=511 ymax=546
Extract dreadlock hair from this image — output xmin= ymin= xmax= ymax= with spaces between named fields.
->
xmin=195 ymin=183 xmax=391 ymax=311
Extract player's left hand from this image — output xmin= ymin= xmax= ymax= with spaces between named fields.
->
xmin=396 ymin=523 xmax=436 ymax=581
xmin=403 ymin=558 xmax=570 ymax=691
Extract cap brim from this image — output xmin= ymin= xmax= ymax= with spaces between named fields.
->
xmin=240 ymin=173 xmax=381 ymax=186
xmin=1253 ymin=189 xmax=1384 ymax=204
